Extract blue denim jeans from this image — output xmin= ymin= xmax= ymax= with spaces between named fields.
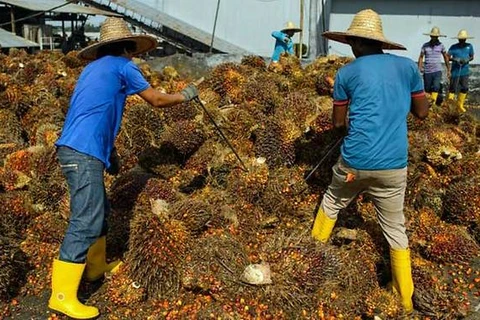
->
xmin=57 ymin=146 xmax=109 ymax=263
xmin=423 ymin=71 xmax=442 ymax=93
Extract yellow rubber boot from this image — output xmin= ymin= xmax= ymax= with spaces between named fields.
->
xmin=48 ymin=259 xmax=99 ymax=319
xmin=430 ymin=92 xmax=438 ymax=104
xmin=390 ymin=248 xmax=414 ymax=313
xmin=85 ymin=236 xmax=122 ymax=282
xmin=457 ymin=92 xmax=467 ymax=113
xmin=448 ymin=93 xmax=455 ymax=100
xmin=311 ymin=208 xmax=336 ymax=243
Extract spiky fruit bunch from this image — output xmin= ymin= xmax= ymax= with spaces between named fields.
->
xmin=182 ymin=232 xmax=248 ymax=296
xmin=32 ymin=123 xmax=61 ymax=147
xmin=61 ymin=50 xmax=86 ymax=69
xmin=257 ymin=231 xmax=341 ymax=317
xmin=26 ymin=212 xmax=67 ymax=244
xmin=116 ymin=103 xmax=165 ymax=169
xmin=160 ymin=120 xmax=206 ymax=156
xmin=226 ymin=162 xmax=269 ymax=203
xmin=105 ymin=263 xmax=146 ymax=307
xmin=243 ymin=73 xmax=283 ymax=115
xmin=241 ymin=55 xmax=267 ymax=70
xmin=170 ymin=198 xmax=214 ymax=235
xmin=0 ymin=109 xmax=25 ymax=146
xmin=184 ymin=139 xmax=221 ymax=172
xmin=0 ymin=191 xmax=35 ymax=240
xmin=278 ymin=53 xmax=302 ymax=77
xmin=0 ymin=237 xmax=27 ymax=302
xmin=443 ymin=176 xmax=480 ymax=226
xmin=413 ymin=209 xmax=480 ymax=264
xmin=20 ymin=100 xmax=65 ymax=143
xmin=1 ymin=146 xmax=47 ymax=190
xmin=275 ymin=91 xmax=317 ymax=132
xmin=137 ymin=145 xmax=182 ymax=179
xmin=257 ymin=166 xmax=309 ymax=218
xmin=126 ymin=213 xmax=189 ymax=299
xmin=253 ymin=118 xmax=296 ymax=168
xmin=364 ymin=288 xmax=401 ymax=319
xmin=162 ymin=100 xmax=199 ymax=123
xmin=207 ymin=62 xmax=247 ymax=104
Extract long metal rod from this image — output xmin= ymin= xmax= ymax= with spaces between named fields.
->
xmin=194 ymin=97 xmax=248 ymax=172
xmin=209 ymin=0 xmax=221 ymax=53
xmin=303 ymin=137 xmax=343 ymax=182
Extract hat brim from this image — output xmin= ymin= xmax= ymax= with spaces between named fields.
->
xmin=453 ymin=36 xmax=474 ymax=39
xmin=78 ymin=34 xmax=158 ymax=60
xmin=423 ymin=33 xmax=446 ymax=37
xmin=322 ymin=31 xmax=406 ymax=50
xmin=281 ymin=28 xmax=302 ymax=33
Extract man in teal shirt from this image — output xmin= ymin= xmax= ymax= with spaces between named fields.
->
xmin=311 ymin=9 xmax=429 ymax=314
xmin=448 ymin=29 xmax=475 ymax=113
xmin=270 ymin=21 xmax=301 ymax=62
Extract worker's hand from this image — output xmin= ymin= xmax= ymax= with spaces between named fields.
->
xmin=180 ymin=83 xmax=199 ymax=102
xmin=459 ymin=58 xmax=469 ymax=65
xmin=106 ymin=148 xmax=121 ymax=175
xmin=283 ymin=36 xmax=291 ymax=44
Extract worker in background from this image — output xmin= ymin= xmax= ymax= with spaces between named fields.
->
xmin=311 ymin=9 xmax=429 ymax=314
xmin=49 ymin=17 xmax=199 ymax=319
xmin=448 ymin=29 xmax=475 ymax=113
xmin=417 ymin=27 xmax=450 ymax=105
xmin=270 ymin=21 xmax=302 ymax=63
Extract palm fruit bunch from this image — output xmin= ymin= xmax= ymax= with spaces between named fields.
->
xmin=126 ymin=211 xmax=190 ymax=299
xmin=0 ymin=191 xmax=36 ymax=240
xmin=169 ymin=198 xmax=214 ymax=235
xmin=256 ymin=230 xmax=340 ymax=317
xmin=181 ymin=232 xmax=248 ymax=296
xmin=242 ymin=73 xmax=283 ymax=115
xmin=206 ymin=62 xmax=247 ymax=104
xmin=240 ymin=55 xmax=267 ymax=70
xmin=115 ymin=103 xmax=165 ymax=170
xmin=160 ymin=120 xmax=206 ymax=157
xmin=443 ymin=175 xmax=480 ymax=227
xmin=226 ymin=161 xmax=269 ymax=203
xmin=0 ymin=237 xmax=27 ymax=302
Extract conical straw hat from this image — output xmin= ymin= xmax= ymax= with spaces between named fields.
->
xmin=78 ymin=17 xmax=157 ymax=60
xmin=453 ymin=29 xmax=474 ymax=39
xmin=423 ymin=26 xmax=446 ymax=37
xmin=281 ymin=21 xmax=302 ymax=33
xmin=322 ymin=9 xmax=405 ymax=50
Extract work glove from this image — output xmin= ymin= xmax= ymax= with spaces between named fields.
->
xmin=283 ymin=36 xmax=291 ymax=44
xmin=180 ymin=83 xmax=199 ymax=102
xmin=460 ymin=58 xmax=469 ymax=65
xmin=106 ymin=147 xmax=121 ymax=175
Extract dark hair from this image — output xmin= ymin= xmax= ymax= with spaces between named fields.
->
xmin=96 ymin=40 xmax=137 ymax=59
xmin=346 ymin=36 xmax=382 ymax=48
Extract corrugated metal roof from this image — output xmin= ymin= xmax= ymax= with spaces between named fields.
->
xmin=92 ymin=0 xmax=248 ymax=54
xmin=0 ymin=0 xmax=121 ymax=16
xmin=0 ymin=27 xmax=39 ymax=47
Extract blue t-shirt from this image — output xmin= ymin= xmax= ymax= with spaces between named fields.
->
xmin=56 ymin=55 xmax=150 ymax=168
xmin=271 ymin=31 xmax=294 ymax=62
xmin=448 ymin=43 xmax=474 ymax=77
xmin=333 ymin=54 xmax=424 ymax=170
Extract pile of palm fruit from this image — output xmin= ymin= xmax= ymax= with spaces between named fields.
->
xmin=0 ymin=47 xmax=479 ymax=319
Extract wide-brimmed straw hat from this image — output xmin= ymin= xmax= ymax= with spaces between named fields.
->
xmin=281 ymin=21 xmax=302 ymax=33
xmin=322 ymin=9 xmax=406 ymax=50
xmin=78 ymin=17 xmax=158 ymax=60
xmin=423 ymin=26 xmax=446 ymax=37
xmin=453 ymin=29 xmax=474 ymax=39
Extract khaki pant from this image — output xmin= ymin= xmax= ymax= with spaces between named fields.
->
xmin=321 ymin=157 xmax=409 ymax=249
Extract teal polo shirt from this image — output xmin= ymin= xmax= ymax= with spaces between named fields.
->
xmin=333 ymin=53 xmax=425 ymax=170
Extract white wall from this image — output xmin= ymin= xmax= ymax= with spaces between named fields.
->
xmin=327 ymin=0 xmax=480 ymax=62
xmin=142 ymin=0 xmax=311 ymax=58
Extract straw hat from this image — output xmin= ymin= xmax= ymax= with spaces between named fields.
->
xmin=78 ymin=17 xmax=158 ymax=60
xmin=281 ymin=21 xmax=302 ymax=33
xmin=453 ymin=29 xmax=474 ymax=39
xmin=322 ymin=9 xmax=406 ymax=50
xmin=423 ymin=26 xmax=446 ymax=37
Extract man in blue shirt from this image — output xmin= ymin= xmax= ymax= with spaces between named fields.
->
xmin=49 ymin=17 xmax=199 ymax=319
xmin=270 ymin=21 xmax=301 ymax=63
xmin=448 ymin=29 xmax=475 ymax=113
xmin=311 ymin=9 xmax=428 ymax=314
